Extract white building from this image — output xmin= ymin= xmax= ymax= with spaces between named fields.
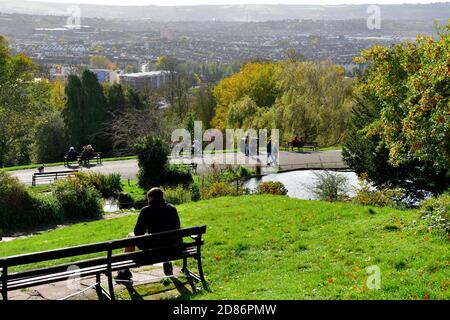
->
xmin=118 ymin=71 xmax=171 ymax=92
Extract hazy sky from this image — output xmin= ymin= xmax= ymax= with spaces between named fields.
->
xmin=30 ymin=0 xmax=445 ymax=6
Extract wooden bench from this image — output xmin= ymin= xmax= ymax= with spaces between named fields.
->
xmin=0 ymin=225 xmax=207 ymax=301
xmin=64 ymin=152 xmax=102 ymax=167
xmin=285 ymin=141 xmax=318 ymax=152
xmin=32 ymin=170 xmax=78 ymax=186
xmin=302 ymin=142 xmax=318 ymax=152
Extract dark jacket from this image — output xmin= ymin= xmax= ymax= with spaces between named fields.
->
xmin=66 ymin=149 xmax=78 ymax=161
xmin=134 ymin=201 xmax=181 ymax=250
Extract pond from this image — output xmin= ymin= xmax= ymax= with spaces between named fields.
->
xmin=243 ymin=170 xmax=360 ymax=200
xmin=103 ymin=197 xmax=120 ymax=212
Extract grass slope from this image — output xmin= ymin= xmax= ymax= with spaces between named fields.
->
xmin=0 ymin=195 xmax=448 ymax=300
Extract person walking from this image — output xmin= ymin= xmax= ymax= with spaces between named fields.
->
xmin=266 ymin=138 xmax=272 ymax=165
xmin=244 ymin=135 xmax=250 ymax=157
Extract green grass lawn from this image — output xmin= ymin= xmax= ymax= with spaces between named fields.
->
xmin=0 ymin=195 xmax=448 ymax=300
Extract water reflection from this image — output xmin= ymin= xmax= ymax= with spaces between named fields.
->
xmin=244 ymin=170 xmax=359 ymax=200
xmin=103 ymin=197 xmax=120 ymax=212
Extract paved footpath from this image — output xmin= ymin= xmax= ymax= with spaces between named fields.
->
xmin=4 ymin=264 xmax=197 ymax=300
xmin=9 ymin=150 xmax=345 ymax=185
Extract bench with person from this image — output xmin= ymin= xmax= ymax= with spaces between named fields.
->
xmin=64 ymin=145 xmax=102 ymax=167
xmin=1 ymin=187 xmax=207 ymax=301
xmin=0 ymin=225 xmax=207 ymax=300
xmin=285 ymin=136 xmax=318 ymax=152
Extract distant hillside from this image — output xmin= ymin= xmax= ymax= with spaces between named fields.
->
xmin=0 ymin=1 xmax=449 ymax=21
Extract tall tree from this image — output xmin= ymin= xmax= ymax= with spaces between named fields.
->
xmin=353 ymin=23 xmax=450 ymax=172
xmin=62 ymin=74 xmax=84 ymax=150
xmin=193 ymin=84 xmax=216 ymax=128
xmin=62 ymin=70 xmax=108 ymax=151
xmin=343 ymin=94 xmax=448 ymax=197
xmin=0 ymin=36 xmax=40 ymax=166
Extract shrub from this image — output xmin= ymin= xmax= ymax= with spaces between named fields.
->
xmin=165 ymin=165 xmax=194 ymax=187
xmin=352 ymin=175 xmax=405 ymax=207
xmin=31 ymin=193 xmax=61 ymax=226
xmin=255 ymin=164 xmax=262 ymax=176
xmin=118 ymin=192 xmax=134 ymax=209
xmin=310 ymin=171 xmax=349 ymax=202
xmin=0 ymin=172 xmax=34 ymax=231
xmin=202 ymin=164 xmax=238 ymax=185
xmin=162 ymin=186 xmax=191 ymax=205
xmin=418 ymin=193 xmax=449 ymax=237
xmin=237 ymin=166 xmax=251 ymax=178
xmin=74 ymin=172 xmax=123 ymax=198
xmin=134 ymin=136 xmax=170 ymax=189
xmin=0 ymin=172 xmax=61 ymax=232
xmin=201 ymin=182 xmax=237 ymax=200
xmin=52 ymin=177 xmax=103 ymax=220
xmin=258 ymin=181 xmax=288 ymax=196
xmin=189 ymin=184 xmax=201 ymax=202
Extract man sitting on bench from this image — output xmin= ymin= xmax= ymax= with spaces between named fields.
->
xmin=116 ymin=187 xmax=181 ymax=281
xmin=65 ymin=147 xmax=79 ymax=166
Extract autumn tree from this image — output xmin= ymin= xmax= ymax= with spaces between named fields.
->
xmin=89 ymin=55 xmax=116 ymax=70
xmin=344 ymin=22 xmax=450 ymax=196
xmin=353 ymin=23 xmax=450 ymax=172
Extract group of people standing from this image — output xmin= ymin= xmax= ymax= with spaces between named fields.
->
xmin=243 ymin=136 xmax=278 ymax=166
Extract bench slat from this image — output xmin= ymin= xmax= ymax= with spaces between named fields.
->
xmin=2 ymin=248 xmax=198 ymax=292
xmin=1 ymin=226 xmax=206 ymax=267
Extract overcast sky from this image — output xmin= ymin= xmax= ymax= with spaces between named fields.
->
xmin=30 ymin=0 xmax=445 ymax=6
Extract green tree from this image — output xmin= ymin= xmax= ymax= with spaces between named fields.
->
xmin=33 ymin=112 xmax=68 ymax=163
xmin=0 ymin=36 xmax=41 ymax=166
xmin=62 ymin=70 xmax=108 ymax=151
xmin=134 ymin=136 xmax=170 ymax=189
xmin=193 ymin=84 xmax=216 ymax=127
xmin=354 ymin=23 xmax=450 ymax=172
xmin=62 ymin=74 xmax=84 ymax=150
xmin=106 ymin=82 xmax=126 ymax=113
xmin=226 ymin=96 xmax=259 ymax=129
xmin=343 ymin=94 xmax=448 ymax=197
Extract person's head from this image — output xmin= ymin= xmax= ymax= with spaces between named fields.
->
xmin=147 ymin=187 xmax=165 ymax=205
xmin=69 ymin=147 xmax=74 ymax=151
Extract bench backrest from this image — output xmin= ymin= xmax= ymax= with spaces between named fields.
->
xmin=33 ymin=170 xmax=78 ymax=178
xmin=1 ymin=226 xmax=206 ymax=271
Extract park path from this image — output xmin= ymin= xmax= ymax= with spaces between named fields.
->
xmin=9 ymin=150 xmax=346 ymax=185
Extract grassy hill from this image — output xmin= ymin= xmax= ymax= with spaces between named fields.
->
xmin=0 ymin=195 xmax=448 ymax=300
